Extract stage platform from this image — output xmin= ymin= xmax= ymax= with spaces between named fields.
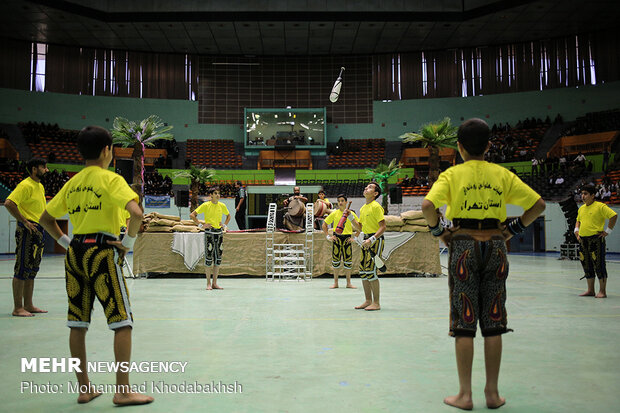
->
xmin=133 ymin=231 xmax=441 ymax=277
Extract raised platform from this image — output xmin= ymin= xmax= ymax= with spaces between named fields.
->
xmin=133 ymin=231 xmax=441 ymax=277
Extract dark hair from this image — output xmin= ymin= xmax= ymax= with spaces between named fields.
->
xmin=207 ymin=186 xmax=220 ymax=195
xmin=318 ymin=189 xmax=325 ymax=195
xmin=336 ymin=193 xmax=347 ymax=201
xmin=77 ymin=126 xmax=113 ymax=160
xmin=26 ymin=157 xmax=46 ymax=175
xmin=581 ymin=185 xmax=596 ymax=196
xmin=457 ymin=118 xmax=490 ymax=156
xmin=369 ymin=182 xmax=381 ymax=199
xmin=235 ymin=180 xmax=242 ymax=186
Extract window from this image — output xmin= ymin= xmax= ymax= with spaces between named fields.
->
xmin=109 ymin=50 xmax=117 ymax=94
xmin=422 ymin=52 xmax=436 ymax=97
xmin=575 ymin=36 xmax=581 ymax=82
xmin=422 ymin=52 xmax=428 ymax=96
xmin=587 ymin=39 xmax=596 ymax=85
xmin=507 ymin=45 xmax=516 ymax=87
xmin=540 ymin=43 xmax=549 ymax=89
xmin=461 ymin=50 xmax=467 ymax=97
xmin=390 ymin=54 xmax=401 ymax=99
xmin=30 ymin=43 xmax=47 ymax=92
xmin=92 ymin=50 xmax=98 ymax=95
xmin=497 ymin=47 xmax=503 ymax=83
xmin=185 ymin=54 xmax=196 ymax=100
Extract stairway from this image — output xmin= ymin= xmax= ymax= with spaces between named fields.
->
xmin=0 ymin=123 xmax=32 ymax=160
xmin=172 ymin=141 xmax=187 ymax=169
xmin=535 ymin=122 xmax=573 ymax=158
xmin=384 ymin=141 xmax=402 ymax=164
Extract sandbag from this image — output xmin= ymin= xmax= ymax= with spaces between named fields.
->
xmin=149 ymin=218 xmax=179 ymax=227
xmin=384 ymin=215 xmax=404 ymax=226
xmin=401 ymin=224 xmax=429 ymax=232
xmin=152 ymin=212 xmax=181 ymax=221
xmin=404 ymin=217 xmax=428 ymax=225
xmin=172 ymin=225 xmax=202 ymax=233
xmin=145 ymin=225 xmax=174 ymax=233
xmin=400 ymin=210 xmax=424 ymax=220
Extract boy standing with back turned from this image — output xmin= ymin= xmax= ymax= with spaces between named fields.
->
xmin=39 ymin=126 xmax=153 ymax=406
xmin=423 ymin=118 xmax=545 ymax=410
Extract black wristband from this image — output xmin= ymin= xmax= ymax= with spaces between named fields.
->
xmin=507 ymin=217 xmax=526 ymax=235
xmin=428 ymin=222 xmax=445 ymax=237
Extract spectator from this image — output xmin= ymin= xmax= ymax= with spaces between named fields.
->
xmin=602 ymin=147 xmax=610 ymax=171
xmin=598 ymin=185 xmax=611 ymax=202
xmin=558 ymin=155 xmax=567 ymax=171
xmin=574 ymin=152 xmax=586 ymax=165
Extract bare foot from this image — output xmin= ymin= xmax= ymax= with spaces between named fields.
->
xmin=12 ymin=308 xmax=34 ymax=317
xmin=77 ymin=391 xmax=101 ymax=404
xmin=212 ymin=284 xmax=223 ymax=290
xmin=365 ymin=303 xmax=381 ymax=311
xmin=579 ymin=291 xmax=595 ymax=297
xmin=485 ymin=390 xmax=506 ymax=409
xmin=206 ymin=285 xmax=213 ymax=290
xmin=330 ymin=284 xmax=338 ymax=289
xmin=346 ymin=284 xmax=357 ymax=289
xmin=444 ymin=393 xmax=473 ymax=410
xmin=595 ymin=292 xmax=607 ymax=298
xmin=113 ymin=392 xmax=154 ymax=406
xmin=25 ymin=306 xmax=47 ymax=313
xmin=355 ymin=301 xmax=371 ymax=309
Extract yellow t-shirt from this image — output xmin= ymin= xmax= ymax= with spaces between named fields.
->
xmin=425 ymin=160 xmax=541 ymax=221
xmin=324 ymin=209 xmax=359 ymax=235
xmin=195 ymin=201 xmax=230 ymax=228
xmin=46 ymin=166 xmax=139 ymax=236
xmin=577 ymin=201 xmax=617 ymax=236
xmin=6 ymin=177 xmax=46 ymax=223
xmin=119 ymin=209 xmax=131 ymax=231
xmin=359 ymin=200 xmax=385 ymax=234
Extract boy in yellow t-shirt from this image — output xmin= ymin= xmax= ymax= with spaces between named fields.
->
xmin=190 ymin=187 xmax=231 ymax=290
xmin=39 ymin=126 xmax=152 ymax=406
xmin=317 ymin=189 xmax=332 ymax=209
xmin=348 ymin=182 xmax=386 ymax=311
xmin=423 ymin=118 xmax=545 ymax=410
xmin=4 ymin=157 xmax=48 ymax=317
xmin=322 ymin=194 xmax=359 ymax=289
xmin=574 ymin=185 xmax=617 ymax=298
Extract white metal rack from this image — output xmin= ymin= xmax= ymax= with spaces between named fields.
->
xmin=304 ymin=202 xmax=314 ymax=279
xmin=265 ymin=202 xmax=314 ymax=282
xmin=266 ymin=203 xmax=276 ymax=280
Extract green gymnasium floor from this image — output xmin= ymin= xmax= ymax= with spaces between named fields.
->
xmin=1 ymin=253 xmax=619 ymax=413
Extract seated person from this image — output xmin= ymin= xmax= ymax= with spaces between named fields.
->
xmin=283 ymin=186 xmax=308 ymax=230
xmin=317 ymin=189 xmax=332 ymax=209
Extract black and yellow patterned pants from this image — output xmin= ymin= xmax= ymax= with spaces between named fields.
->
xmin=579 ymin=235 xmax=607 ymax=279
xmin=359 ymin=233 xmax=384 ymax=281
xmin=65 ymin=233 xmax=133 ymax=330
xmin=332 ymin=234 xmax=353 ymax=269
xmin=14 ymin=221 xmax=44 ymax=280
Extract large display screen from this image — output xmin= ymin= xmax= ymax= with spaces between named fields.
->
xmin=244 ymin=108 xmax=326 ymax=149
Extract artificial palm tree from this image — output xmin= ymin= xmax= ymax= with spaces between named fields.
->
xmin=366 ymin=158 xmax=401 ymax=214
xmin=400 ymin=117 xmax=458 ymax=184
xmin=111 ymin=115 xmax=174 ymax=203
xmin=173 ymin=165 xmax=216 ymax=212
